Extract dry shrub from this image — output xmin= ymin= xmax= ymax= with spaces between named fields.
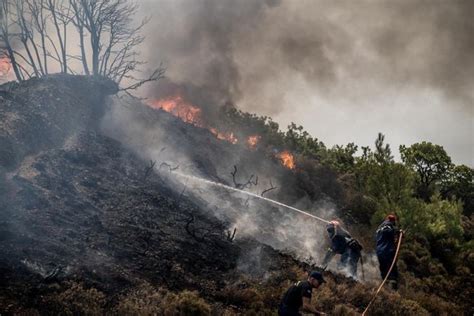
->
xmin=369 ymin=292 xmax=429 ymax=316
xmin=220 ymin=286 xmax=262 ymax=307
xmin=9 ymin=308 xmax=41 ymax=316
xmin=409 ymin=292 xmax=463 ymax=315
xmin=163 ymin=290 xmax=211 ymax=316
xmin=115 ymin=283 xmax=211 ymax=316
xmin=43 ymin=281 xmax=105 ymax=315
xmin=114 ymin=283 xmax=166 ymax=315
xmin=243 ymin=302 xmax=274 ymax=316
xmin=338 ymin=282 xmax=371 ymax=309
xmin=332 ymin=304 xmax=359 ymax=316
xmin=313 ymin=283 xmax=337 ymax=309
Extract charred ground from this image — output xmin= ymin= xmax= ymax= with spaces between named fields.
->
xmin=0 ymin=75 xmax=340 ymax=314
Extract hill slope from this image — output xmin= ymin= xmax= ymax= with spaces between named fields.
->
xmin=0 ymin=75 xmax=467 ymax=315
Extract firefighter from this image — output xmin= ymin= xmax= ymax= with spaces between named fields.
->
xmin=375 ymin=214 xmax=401 ymax=290
xmin=278 ymin=271 xmax=327 ymax=316
xmin=321 ymin=220 xmax=362 ymax=278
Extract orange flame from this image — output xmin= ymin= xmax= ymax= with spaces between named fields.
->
xmin=148 ymin=95 xmax=203 ymax=126
xmin=0 ymin=57 xmax=11 ymax=76
xmin=276 ymin=151 xmax=295 ymax=169
xmin=247 ymin=135 xmax=261 ymax=150
xmin=147 ymin=95 xmax=238 ymax=144
xmin=210 ymin=128 xmax=238 ymax=144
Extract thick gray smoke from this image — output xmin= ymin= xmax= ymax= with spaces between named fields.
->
xmin=143 ymin=0 xmax=474 ymax=110
xmin=140 ymin=0 xmax=473 ymax=165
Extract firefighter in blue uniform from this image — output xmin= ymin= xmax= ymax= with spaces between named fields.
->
xmin=375 ymin=214 xmax=401 ymax=290
xmin=321 ymin=220 xmax=362 ymax=278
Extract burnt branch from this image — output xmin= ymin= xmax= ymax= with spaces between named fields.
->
xmin=184 ymin=213 xmax=207 ymax=243
xmin=183 ymin=211 xmax=225 ymax=243
xmin=119 ymin=66 xmax=166 ymax=91
xmin=226 ymin=228 xmax=237 ymax=242
xmin=159 ymin=162 xmax=180 ymax=172
xmin=143 ymin=160 xmax=156 ymax=181
xmin=261 ymin=179 xmax=277 ymax=197
xmin=230 ymin=165 xmax=258 ymax=190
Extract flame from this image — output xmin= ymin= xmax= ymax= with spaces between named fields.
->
xmin=147 ymin=95 xmax=238 ymax=144
xmin=247 ymin=135 xmax=261 ymax=150
xmin=210 ymin=128 xmax=238 ymax=144
xmin=276 ymin=151 xmax=296 ymax=169
xmin=148 ymin=95 xmax=203 ymax=126
xmin=0 ymin=57 xmax=11 ymax=76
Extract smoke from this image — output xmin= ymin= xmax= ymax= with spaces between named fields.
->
xmin=140 ymin=0 xmax=473 ymax=165
xmin=143 ymin=0 xmax=473 ymax=109
xmin=101 ymin=96 xmax=378 ymax=280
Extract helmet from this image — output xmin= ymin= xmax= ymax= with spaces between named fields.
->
xmin=326 ymin=220 xmax=340 ymax=235
xmin=386 ymin=214 xmax=397 ymax=222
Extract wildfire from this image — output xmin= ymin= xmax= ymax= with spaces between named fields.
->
xmin=247 ymin=135 xmax=261 ymax=150
xmin=277 ymin=151 xmax=296 ymax=169
xmin=210 ymin=128 xmax=238 ymax=144
xmin=0 ymin=57 xmax=11 ymax=76
xmin=147 ymin=94 xmax=238 ymax=144
xmin=148 ymin=95 xmax=203 ymax=126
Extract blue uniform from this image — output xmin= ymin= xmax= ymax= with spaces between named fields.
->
xmin=375 ymin=220 xmax=400 ymax=288
xmin=322 ymin=224 xmax=361 ymax=278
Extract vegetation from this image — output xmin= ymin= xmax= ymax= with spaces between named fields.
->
xmin=221 ymin=107 xmax=474 ymax=313
xmin=0 ymin=0 xmax=164 ymax=90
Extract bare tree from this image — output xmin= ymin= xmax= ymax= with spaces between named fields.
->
xmin=72 ymin=0 xmax=164 ymax=89
xmin=14 ymin=0 xmax=43 ymax=77
xmin=45 ymin=0 xmax=73 ymax=73
xmin=26 ymin=0 xmax=48 ymax=74
xmin=1 ymin=0 xmax=163 ymax=91
xmin=0 ymin=0 xmax=23 ymax=81
xmin=70 ymin=0 xmax=89 ymax=74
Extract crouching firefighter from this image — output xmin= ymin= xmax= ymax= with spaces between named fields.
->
xmin=279 ymin=271 xmax=327 ymax=316
xmin=376 ymin=214 xmax=401 ymax=290
xmin=321 ymin=220 xmax=363 ymax=279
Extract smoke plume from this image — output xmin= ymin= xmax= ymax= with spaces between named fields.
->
xmin=140 ymin=0 xmax=474 ymax=165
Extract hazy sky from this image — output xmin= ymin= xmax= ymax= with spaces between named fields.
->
xmin=140 ymin=0 xmax=473 ymax=166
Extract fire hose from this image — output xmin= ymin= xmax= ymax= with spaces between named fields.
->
xmin=361 ymin=230 xmax=404 ymax=316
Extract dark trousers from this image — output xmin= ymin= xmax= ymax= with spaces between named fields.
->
xmin=278 ymin=305 xmax=300 ymax=316
xmin=323 ymin=248 xmax=360 ymax=278
xmin=377 ymin=253 xmax=398 ymax=281
xmin=340 ymin=248 xmax=360 ymax=277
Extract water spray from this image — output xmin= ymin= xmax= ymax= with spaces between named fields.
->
xmin=172 ymin=172 xmax=330 ymax=225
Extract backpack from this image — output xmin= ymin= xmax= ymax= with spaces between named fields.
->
xmin=347 ymin=238 xmax=363 ymax=252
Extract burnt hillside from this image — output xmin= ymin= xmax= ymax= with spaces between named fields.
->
xmin=0 ymin=75 xmax=341 ymax=314
xmin=0 ymin=75 xmax=467 ymax=315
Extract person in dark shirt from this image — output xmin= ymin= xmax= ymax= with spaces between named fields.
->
xmin=375 ymin=214 xmax=401 ymax=290
xmin=279 ymin=271 xmax=326 ymax=316
xmin=321 ymin=220 xmax=362 ymax=278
